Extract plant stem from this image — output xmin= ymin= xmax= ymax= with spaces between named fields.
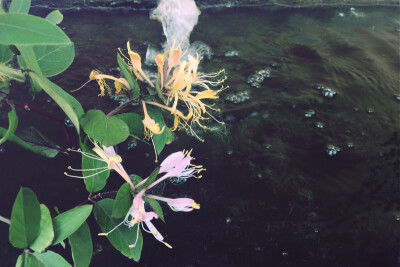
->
xmin=0 ymin=215 xmax=10 ymax=225
xmin=11 ymin=100 xmax=71 ymax=147
xmin=107 ymin=99 xmax=138 ymax=117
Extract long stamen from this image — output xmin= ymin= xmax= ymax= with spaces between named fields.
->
xmin=67 ymin=166 xmax=108 ymax=172
xmin=128 ymin=224 xmax=141 ymax=248
xmin=150 ymin=134 xmax=158 ymax=163
xmin=70 ymin=79 xmax=92 ymax=93
xmin=98 ymin=219 xmax=126 ymax=236
xmin=64 ymin=168 xmax=109 ymax=179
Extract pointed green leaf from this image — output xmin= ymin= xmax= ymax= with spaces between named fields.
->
xmin=52 ymin=205 xmax=92 ymax=245
xmin=0 ymin=108 xmax=18 ymax=145
xmin=94 ymin=199 xmax=143 ymax=261
xmin=80 ymin=109 xmax=130 ymax=146
xmin=33 ymin=250 xmax=72 ymax=267
xmin=29 ymin=72 xmax=84 ymax=134
xmin=9 ymin=187 xmax=41 ymax=249
xmin=69 ymin=222 xmax=92 ymax=267
xmin=81 ymin=139 xmax=110 ymax=193
xmin=0 ymin=126 xmax=60 ymax=157
xmin=144 ymin=197 xmax=165 ymax=223
xmin=114 ymin=112 xmax=144 ymax=139
xmin=147 ymin=107 xmax=169 ymax=154
xmin=33 ymin=43 xmax=75 ymax=77
xmin=45 ymin=10 xmax=63 ymax=25
xmin=138 ymin=167 xmax=159 ymax=191
xmin=0 ymin=44 xmax=13 ymax=63
xmin=0 ymin=14 xmax=72 ymax=46
xmin=112 ymin=183 xmax=133 ymax=219
xmin=16 ymin=251 xmax=42 ymax=267
xmin=30 ymin=204 xmax=54 ymax=253
xmin=9 ymin=0 xmax=31 ymax=14
xmin=117 ymin=53 xmax=140 ymax=98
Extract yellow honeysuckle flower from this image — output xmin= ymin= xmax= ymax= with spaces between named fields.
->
xmin=142 ymin=101 xmax=165 ymax=138
xmin=155 ymin=50 xmax=169 ymax=89
xmin=127 ymin=41 xmax=155 ymax=88
xmin=89 ymin=70 xmax=130 ymax=96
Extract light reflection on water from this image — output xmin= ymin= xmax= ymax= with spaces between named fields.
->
xmin=1 ymin=6 xmax=399 ymax=266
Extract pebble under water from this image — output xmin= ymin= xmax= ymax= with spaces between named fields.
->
xmin=1 ymin=5 xmax=399 ymax=267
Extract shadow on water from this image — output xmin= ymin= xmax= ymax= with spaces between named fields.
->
xmin=1 ymin=5 xmax=399 ymax=267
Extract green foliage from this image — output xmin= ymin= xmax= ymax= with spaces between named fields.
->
xmin=94 ymin=199 xmax=143 ymax=261
xmin=114 ymin=112 xmax=144 ymax=139
xmin=0 ymin=63 xmax=25 ymax=82
xmin=144 ymin=197 xmax=165 ymax=223
xmin=147 ymin=107 xmax=170 ymax=154
xmin=16 ymin=250 xmax=72 ymax=267
xmin=0 ymin=44 xmax=13 ymax=63
xmin=81 ymin=139 xmax=110 ymax=193
xmin=0 ymin=108 xmax=18 ymax=145
xmin=9 ymin=187 xmax=41 ymax=249
xmin=137 ymin=167 xmax=159 ymax=191
xmin=52 ymin=205 xmax=93 ymax=245
xmin=8 ymin=0 xmax=31 ymax=14
xmin=29 ymin=72 xmax=84 ymax=133
xmin=117 ymin=53 xmax=140 ymax=98
xmin=0 ymin=126 xmax=60 ymax=157
xmin=68 ymin=222 xmax=92 ymax=267
xmin=112 ymin=183 xmax=133 ymax=219
xmin=45 ymin=10 xmax=63 ymax=24
xmin=0 ymin=14 xmax=71 ymax=46
xmin=30 ymin=205 xmax=54 ymax=253
xmin=80 ymin=110 xmax=130 ymax=146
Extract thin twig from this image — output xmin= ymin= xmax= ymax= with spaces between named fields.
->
xmin=0 ymin=215 xmax=10 ymax=225
xmin=11 ymin=100 xmax=71 ymax=147
xmin=107 ymin=99 xmax=139 ymax=117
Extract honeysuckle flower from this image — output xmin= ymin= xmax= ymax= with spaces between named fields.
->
xmin=127 ymin=41 xmax=155 ymax=88
xmin=98 ymin=150 xmax=203 ymax=250
xmin=89 ymin=70 xmax=130 ymax=96
xmin=99 ymin=189 xmax=172 ymax=249
xmin=142 ymin=101 xmax=166 ymax=162
xmin=65 ymin=140 xmax=135 ymax=191
xmin=155 ymin=50 xmax=169 ymax=89
xmin=146 ymin=195 xmax=200 ymax=212
xmin=136 ymin=149 xmax=204 ymax=190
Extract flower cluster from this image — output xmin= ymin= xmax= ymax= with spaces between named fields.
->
xmin=85 ymin=41 xmax=227 ymax=142
xmin=66 ymin=143 xmax=204 ymax=248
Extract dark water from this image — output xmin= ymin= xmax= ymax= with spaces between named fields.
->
xmin=1 ymin=6 xmax=399 ymax=267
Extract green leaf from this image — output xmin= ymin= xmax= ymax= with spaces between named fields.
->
xmin=45 ymin=10 xmax=63 ymax=24
xmin=0 ymin=126 xmax=60 ymax=158
xmin=94 ymin=199 xmax=143 ymax=261
xmin=0 ymin=14 xmax=72 ymax=46
xmin=114 ymin=113 xmax=144 ymax=139
xmin=52 ymin=205 xmax=92 ymax=245
xmin=69 ymin=222 xmax=92 ymax=267
xmin=0 ymin=63 xmax=25 ymax=82
xmin=9 ymin=0 xmax=31 ymax=14
xmin=112 ymin=183 xmax=132 ymax=219
xmin=0 ymin=108 xmax=18 ymax=145
xmin=144 ymin=197 xmax=165 ymax=223
xmin=30 ymin=204 xmax=54 ymax=253
xmin=80 ymin=110 xmax=129 ymax=147
xmin=0 ymin=44 xmax=13 ymax=63
xmin=33 ymin=44 xmax=75 ymax=77
xmin=16 ymin=251 xmax=42 ymax=267
xmin=81 ymin=139 xmax=110 ymax=193
xmin=29 ymin=72 xmax=84 ymax=134
xmin=138 ymin=167 xmax=159 ymax=191
xmin=9 ymin=187 xmax=41 ymax=249
xmin=117 ymin=53 xmax=140 ymax=98
xmin=33 ymin=250 xmax=72 ymax=267
xmin=147 ymin=107 xmax=169 ymax=154
xmin=130 ymin=174 xmax=143 ymax=186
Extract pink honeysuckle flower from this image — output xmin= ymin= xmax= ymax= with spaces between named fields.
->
xmin=98 ymin=189 xmax=172 ymax=249
xmin=146 ymin=195 xmax=200 ymax=212
xmin=65 ymin=140 xmax=135 ymax=191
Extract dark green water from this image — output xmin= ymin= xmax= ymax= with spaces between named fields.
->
xmin=1 ymin=6 xmax=399 ymax=267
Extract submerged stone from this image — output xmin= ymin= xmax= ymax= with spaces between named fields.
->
xmin=225 ymin=90 xmax=250 ymax=103
xmin=315 ymin=122 xmax=324 ymax=128
xmin=305 ymin=109 xmax=315 ymax=118
xmin=321 ymin=87 xmax=337 ymax=98
xmin=225 ymin=50 xmax=239 ymax=57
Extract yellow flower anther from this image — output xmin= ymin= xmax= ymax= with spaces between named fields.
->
xmin=192 ymin=202 xmax=200 ymax=210
xmin=129 ymin=244 xmax=136 ymax=248
xmin=164 ymin=242 xmax=173 ymax=249
xmin=98 ymin=233 xmax=108 ymax=236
